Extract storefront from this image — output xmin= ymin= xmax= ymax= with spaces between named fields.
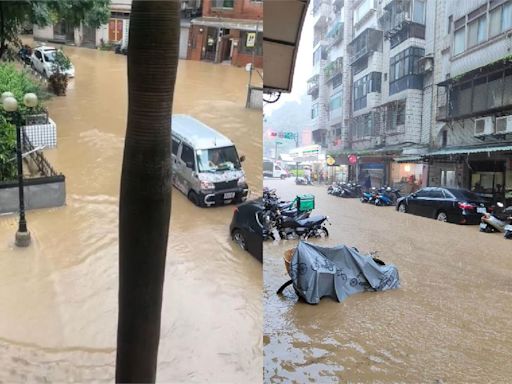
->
xmin=426 ymin=144 xmax=512 ymax=204
xmin=390 ymin=161 xmax=426 ymax=193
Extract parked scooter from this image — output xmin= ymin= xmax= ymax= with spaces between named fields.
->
xmin=328 ymin=182 xmax=343 ymax=196
xmin=296 ymin=177 xmax=308 ymax=185
xmin=340 ymin=183 xmax=363 ymax=198
xmin=361 ymin=187 xmax=378 ymax=203
xmin=480 ymin=202 xmax=512 ymax=235
xmin=277 ymin=215 xmax=330 ymax=240
xmin=374 ymin=187 xmax=401 ymax=206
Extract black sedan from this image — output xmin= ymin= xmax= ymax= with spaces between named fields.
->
xmin=396 ymin=187 xmax=490 ymax=224
xmin=230 ymin=198 xmax=264 ymax=262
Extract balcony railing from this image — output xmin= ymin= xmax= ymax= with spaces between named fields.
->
xmin=326 ymin=21 xmax=343 ymax=48
xmin=324 ymin=57 xmax=343 ymax=81
xmin=348 ymin=28 xmax=383 ymax=65
xmin=307 ymin=74 xmax=320 ymax=95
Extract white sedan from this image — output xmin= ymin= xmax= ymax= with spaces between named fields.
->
xmin=30 ymin=46 xmax=75 ymax=78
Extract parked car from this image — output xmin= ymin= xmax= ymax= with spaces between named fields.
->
xmin=396 ymin=187 xmax=491 ymax=224
xmin=229 ymin=199 xmax=264 ymax=262
xmin=31 ymin=46 xmax=75 ymax=78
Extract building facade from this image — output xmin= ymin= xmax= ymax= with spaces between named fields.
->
xmin=308 ymin=0 xmax=512 ymax=201
xmin=187 ymin=0 xmax=263 ymax=67
xmin=33 ymin=1 xmax=199 ymax=59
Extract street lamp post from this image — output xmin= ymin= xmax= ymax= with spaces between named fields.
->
xmin=1 ymin=91 xmax=38 ymax=247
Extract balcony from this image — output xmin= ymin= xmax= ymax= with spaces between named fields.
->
xmin=348 ymin=28 xmax=383 ymax=65
xmin=312 ymin=128 xmax=328 ymax=148
xmin=324 ymin=57 xmax=343 ymax=82
xmin=326 ymin=21 xmax=344 ymax=48
xmin=307 ymin=74 xmax=320 ymax=95
xmin=379 ymin=0 xmax=425 ymax=46
xmin=312 ymin=0 xmax=330 ymax=28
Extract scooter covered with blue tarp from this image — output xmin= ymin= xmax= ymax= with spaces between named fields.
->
xmin=278 ymin=241 xmax=400 ymax=304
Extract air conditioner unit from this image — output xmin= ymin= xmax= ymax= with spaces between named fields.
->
xmin=474 ymin=117 xmax=494 ymax=136
xmin=495 ymin=115 xmax=512 ymax=133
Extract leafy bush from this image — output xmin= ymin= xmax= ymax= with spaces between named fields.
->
xmin=0 ymin=115 xmax=16 ymax=182
xmin=0 ymin=64 xmax=49 ymax=181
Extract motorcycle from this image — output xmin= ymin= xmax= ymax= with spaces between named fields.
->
xmin=374 ymin=187 xmax=401 ymax=206
xmin=480 ymin=202 xmax=512 ymax=235
xmin=340 ymin=183 xmax=362 ymax=198
xmin=296 ymin=177 xmax=308 ymax=185
xmin=361 ymin=187 xmax=378 ymax=204
xmin=328 ymin=182 xmax=343 ymax=196
xmin=277 ymin=215 xmax=330 ymax=240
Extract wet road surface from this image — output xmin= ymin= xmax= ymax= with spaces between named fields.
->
xmin=264 ymin=177 xmax=512 ymax=383
xmin=0 ymin=43 xmax=262 ymax=383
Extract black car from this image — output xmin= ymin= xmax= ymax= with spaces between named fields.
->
xmin=396 ymin=187 xmax=490 ymax=224
xmin=229 ymin=199 xmax=264 ymax=262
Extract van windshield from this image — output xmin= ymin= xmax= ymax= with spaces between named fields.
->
xmin=196 ymin=146 xmax=241 ymax=172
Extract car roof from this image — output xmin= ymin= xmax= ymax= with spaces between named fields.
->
xmin=35 ymin=46 xmax=56 ymax=51
xmin=171 ymin=114 xmax=234 ymax=150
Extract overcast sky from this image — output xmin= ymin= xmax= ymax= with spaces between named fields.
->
xmin=264 ymin=5 xmax=313 ymax=116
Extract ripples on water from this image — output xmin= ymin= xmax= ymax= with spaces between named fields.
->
xmin=0 ymin=43 xmax=262 ymax=383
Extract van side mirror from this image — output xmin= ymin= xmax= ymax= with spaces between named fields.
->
xmin=240 ymin=155 xmax=246 ymax=162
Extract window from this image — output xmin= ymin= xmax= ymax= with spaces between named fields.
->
xmin=491 ymin=1 xmax=512 ymax=36
xmin=448 ymin=15 xmax=452 ymax=33
xmin=313 ymin=46 xmax=327 ymax=66
xmin=389 ymin=47 xmax=424 ymax=95
xmin=415 ymin=188 xmax=430 ymax=197
xmin=34 ymin=50 xmax=42 ymax=60
xmin=442 ymin=130 xmax=448 ymax=147
xmin=353 ymin=72 xmax=381 ymax=111
xmin=454 ymin=27 xmax=465 ymax=55
xmin=172 ymin=138 xmax=180 ymax=156
xmin=386 ymin=101 xmax=406 ymax=131
xmin=412 ymin=0 xmax=426 ymax=24
xmin=181 ymin=144 xmax=195 ymax=169
xmin=430 ymin=189 xmax=445 ymax=199
xmin=311 ymin=104 xmax=319 ymax=119
xmin=329 ymin=93 xmax=342 ymax=110
xmin=332 ymin=73 xmax=343 ymax=89
xmin=468 ymin=15 xmax=487 ymax=48
xmin=211 ymin=0 xmax=234 ymax=8
xmin=354 ymin=0 xmax=374 ymax=24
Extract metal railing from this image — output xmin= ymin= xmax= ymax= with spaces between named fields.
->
xmin=22 ymin=128 xmax=59 ymax=177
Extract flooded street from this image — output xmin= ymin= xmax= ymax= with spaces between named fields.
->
xmin=0 ymin=44 xmax=262 ymax=383
xmin=264 ymin=178 xmax=512 ymax=383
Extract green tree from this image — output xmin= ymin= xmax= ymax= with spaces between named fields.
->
xmin=0 ymin=0 xmax=110 ymax=59
xmin=116 ymin=1 xmax=180 ymax=382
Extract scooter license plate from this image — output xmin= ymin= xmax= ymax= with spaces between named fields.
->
xmin=505 ymin=225 xmax=512 ymax=231
xmin=480 ymin=223 xmax=488 ymax=230
xmin=477 ymin=207 xmax=486 ymax=213
xmin=224 ymin=192 xmax=236 ymax=199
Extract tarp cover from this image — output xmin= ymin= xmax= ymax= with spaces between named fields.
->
xmin=289 ymin=241 xmax=400 ymax=304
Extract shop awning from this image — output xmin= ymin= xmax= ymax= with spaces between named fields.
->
xmin=191 ymin=17 xmax=262 ymax=32
xmin=394 ymin=156 xmax=425 ymax=163
xmin=428 ymin=144 xmax=512 ymax=156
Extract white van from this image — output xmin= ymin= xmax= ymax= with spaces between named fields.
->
xmin=263 ymin=160 xmax=287 ymax=179
xmin=171 ymin=115 xmax=249 ymax=207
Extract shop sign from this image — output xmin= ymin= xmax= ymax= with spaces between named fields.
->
xmin=246 ymin=32 xmax=256 ymax=48
xmin=348 ymin=154 xmax=357 ymax=165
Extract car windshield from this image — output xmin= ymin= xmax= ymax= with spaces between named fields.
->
xmin=44 ymin=50 xmax=56 ymax=62
xmin=196 ymin=146 xmax=241 ymax=172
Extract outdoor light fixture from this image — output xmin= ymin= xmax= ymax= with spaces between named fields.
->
xmin=404 ymin=165 xmax=411 ymax=172
xmin=1 ymin=91 xmax=39 ymax=247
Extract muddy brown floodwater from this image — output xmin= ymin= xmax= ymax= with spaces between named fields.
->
xmin=0 ymin=43 xmax=262 ymax=383
xmin=264 ymin=178 xmax=512 ymax=383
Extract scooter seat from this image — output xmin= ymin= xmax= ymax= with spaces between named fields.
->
xmin=296 ymin=215 xmax=326 ymax=227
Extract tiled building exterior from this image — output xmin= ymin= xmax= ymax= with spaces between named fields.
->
xmin=308 ymin=0 xmax=512 ymax=200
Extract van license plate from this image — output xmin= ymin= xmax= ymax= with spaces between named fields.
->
xmin=224 ymin=192 xmax=236 ymax=199
xmin=477 ymin=207 xmax=486 ymax=213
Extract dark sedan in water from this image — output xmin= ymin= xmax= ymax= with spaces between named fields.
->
xmin=230 ymin=199 xmax=264 ymax=262
xmin=396 ymin=187 xmax=491 ymax=224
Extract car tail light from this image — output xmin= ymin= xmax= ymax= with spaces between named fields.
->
xmin=488 ymin=206 xmax=494 ymax=212
xmin=458 ymin=202 xmax=475 ymax=210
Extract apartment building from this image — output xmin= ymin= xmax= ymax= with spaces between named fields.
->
xmin=425 ymin=0 xmax=512 ymax=202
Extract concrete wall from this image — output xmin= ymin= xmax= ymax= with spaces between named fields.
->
xmin=33 ymin=26 xmax=54 ymax=41
xmin=0 ymin=177 xmax=66 ymax=214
